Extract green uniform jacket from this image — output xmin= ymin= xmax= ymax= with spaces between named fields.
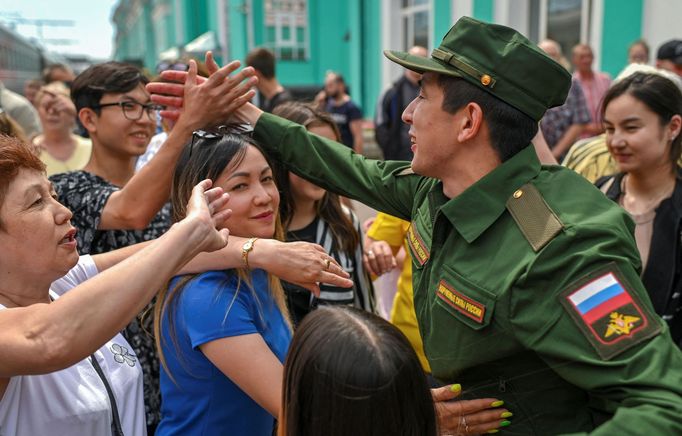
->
xmin=254 ymin=113 xmax=682 ymax=435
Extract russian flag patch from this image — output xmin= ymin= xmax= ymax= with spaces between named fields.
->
xmin=560 ymin=263 xmax=660 ymax=360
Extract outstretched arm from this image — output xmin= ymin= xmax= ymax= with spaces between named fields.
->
xmin=93 ymin=236 xmax=354 ymax=295
xmin=149 ymin=71 xmax=421 ymax=221
xmin=0 ymin=180 xmax=230 ymax=377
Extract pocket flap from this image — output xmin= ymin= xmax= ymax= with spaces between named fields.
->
xmin=434 ymin=266 xmax=496 ymax=330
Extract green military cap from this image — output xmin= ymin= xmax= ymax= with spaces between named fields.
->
xmin=384 ymin=16 xmax=571 ymax=121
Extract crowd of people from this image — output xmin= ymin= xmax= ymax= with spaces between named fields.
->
xmin=0 ymin=15 xmax=681 ymax=436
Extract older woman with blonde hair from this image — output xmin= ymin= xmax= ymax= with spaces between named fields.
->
xmin=32 ymin=81 xmax=92 ymax=175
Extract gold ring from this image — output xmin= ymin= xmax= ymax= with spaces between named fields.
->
xmin=325 ymin=259 xmax=331 ymax=270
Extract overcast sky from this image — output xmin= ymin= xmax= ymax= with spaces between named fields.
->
xmin=0 ymin=0 xmax=117 ymax=59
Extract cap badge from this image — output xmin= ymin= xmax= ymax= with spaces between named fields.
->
xmin=481 ymin=74 xmax=492 ymax=86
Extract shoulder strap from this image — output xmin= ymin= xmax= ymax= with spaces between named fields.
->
xmin=506 ymin=183 xmax=564 ymax=252
xmin=90 ymin=354 xmax=125 ymax=436
xmin=598 ymin=176 xmax=616 ymax=195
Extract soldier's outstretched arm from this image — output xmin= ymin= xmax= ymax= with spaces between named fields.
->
xmin=251 ymin=109 xmax=422 ymax=220
xmin=148 ymin=69 xmax=424 ymax=221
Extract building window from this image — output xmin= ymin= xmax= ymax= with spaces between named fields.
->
xmin=547 ymin=0 xmax=583 ymax=55
xmin=530 ymin=0 xmax=589 ymax=56
xmin=264 ymin=0 xmax=308 ymax=60
xmin=401 ymin=0 xmax=429 ymax=50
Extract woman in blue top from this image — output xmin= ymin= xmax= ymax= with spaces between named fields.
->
xmin=154 ymin=129 xmax=299 ymax=436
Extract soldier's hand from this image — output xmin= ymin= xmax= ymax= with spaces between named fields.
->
xmin=432 ymin=384 xmax=511 ymax=435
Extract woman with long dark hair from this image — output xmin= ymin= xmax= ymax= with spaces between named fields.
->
xmin=155 ymin=129 xmax=341 ymax=435
xmin=279 ymin=306 xmax=436 ymax=436
xmin=598 ymin=69 xmax=682 ymax=347
xmin=272 ymin=102 xmax=374 ymax=324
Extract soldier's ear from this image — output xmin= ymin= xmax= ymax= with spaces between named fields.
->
xmin=456 ymin=102 xmax=484 ymax=143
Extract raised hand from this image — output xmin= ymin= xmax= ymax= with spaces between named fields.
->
xmin=148 ymin=56 xmax=257 ymax=128
xmin=431 ymin=385 xmax=511 ymax=435
xmin=182 ymin=179 xmax=231 ymax=254
xmin=44 ymin=91 xmax=77 ymax=118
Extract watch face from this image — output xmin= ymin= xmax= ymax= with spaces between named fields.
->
xmin=243 ymin=240 xmax=254 ymax=251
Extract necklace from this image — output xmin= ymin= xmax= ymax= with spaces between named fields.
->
xmin=620 ymin=173 xmax=675 ymax=215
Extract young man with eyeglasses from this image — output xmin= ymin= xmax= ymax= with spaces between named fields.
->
xmin=49 ymin=59 xmax=257 ymax=435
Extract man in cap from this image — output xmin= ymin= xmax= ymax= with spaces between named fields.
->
xmin=656 ymin=39 xmax=682 ymax=76
xmin=150 ymin=17 xmax=682 ymax=434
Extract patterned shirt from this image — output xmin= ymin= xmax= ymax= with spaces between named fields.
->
xmin=561 ymin=134 xmax=616 ymax=183
xmin=50 ymin=170 xmax=171 ymax=430
xmin=573 ymin=70 xmax=611 ymax=135
xmin=540 ymin=78 xmax=592 ymax=149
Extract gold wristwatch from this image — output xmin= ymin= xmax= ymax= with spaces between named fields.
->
xmin=241 ymin=237 xmax=258 ymax=269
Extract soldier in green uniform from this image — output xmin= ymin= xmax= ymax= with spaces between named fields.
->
xmin=150 ymin=17 xmax=682 ymax=435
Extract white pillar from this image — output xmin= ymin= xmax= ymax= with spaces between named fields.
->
xmin=217 ymin=0 xmax=230 ymax=62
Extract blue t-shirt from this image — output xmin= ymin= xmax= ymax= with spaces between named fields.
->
xmin=156 ymin=269 xmax=292 ymax=436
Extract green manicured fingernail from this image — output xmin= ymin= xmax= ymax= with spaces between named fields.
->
xmin=500 ymin=412 xmax=513 ymax=418
xmin=490 ymin=400 xmax=504 ymax=407
xmin=500 ymin=420 xmax=511 ymax=427
xmin=450 ymin=383 xmax=461 ymax=392
xmin=487 ymin=430 xmax=499 ymax=434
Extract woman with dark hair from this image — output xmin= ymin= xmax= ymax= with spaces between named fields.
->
xmin=281 ymin=306 xmax=509 ymax=435
xmin=280 ymin=306 xmax=436 ymax=436
xmin=272 ymin=102 xmax=374 ymax=324
xmin=155 ymin=130 xmax=338 ymax=435
xmin=598 ymin=70 xmax=682 ymax=347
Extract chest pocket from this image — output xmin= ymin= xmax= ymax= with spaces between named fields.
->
xmin=434 ymin=264 xmax=496 ymax=331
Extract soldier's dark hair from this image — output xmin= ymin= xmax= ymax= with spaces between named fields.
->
xmin=246 ymin=47 xmax=276 ymax=79
xmin=71 ymin=62 xmax=148 ymax=113
xmin=280 ymin=306 xmax=437 ymax=436
xmin=601 ymin=72 xmax=682 ymax=163
xmin=437 ymin=75 xmax=538 ymax=162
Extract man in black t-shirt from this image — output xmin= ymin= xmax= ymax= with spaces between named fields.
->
xmin=246 ymin=47 xmax=293 ymax=113
xmin=374 ymin=45 xmax=427 ymax=160
xmin=321 ymin=72 xmax=364 ymax=153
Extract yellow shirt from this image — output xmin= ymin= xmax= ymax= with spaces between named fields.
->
xmin=563 ymin=134 xmax=682 ymax=183
xmin=37 ymin=135 xmax=92 ymax=176
xmin=367 ymin=212 xmax=430 ymax=372
xmin=562 ymin=134 xmax=616 ymax=183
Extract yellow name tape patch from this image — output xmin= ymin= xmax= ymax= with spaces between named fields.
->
xmin=407 ymin=223 xmax=430 ymax=266
xmin=436 ymin=280 xmax=485 ymax=323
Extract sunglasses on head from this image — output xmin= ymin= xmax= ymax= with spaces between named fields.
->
xmin=156 ymin=62 xmax=190 ymax=74
xmin=189 ymin=123 xmax=254 ymax=157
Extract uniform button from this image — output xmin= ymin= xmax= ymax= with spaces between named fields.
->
xmin=481 ymin=74 xmax=492 ymax=86
xmin=513 ymin=189 xmax=523 ymax=199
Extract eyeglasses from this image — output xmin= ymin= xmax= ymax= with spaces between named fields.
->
xmin=156 ymin=62 xmax=189 ymax=74
xmin=189 ymin=123 xmax=254 ymax=157
xmin=92 ymin=101 xmax=164 ymax=121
